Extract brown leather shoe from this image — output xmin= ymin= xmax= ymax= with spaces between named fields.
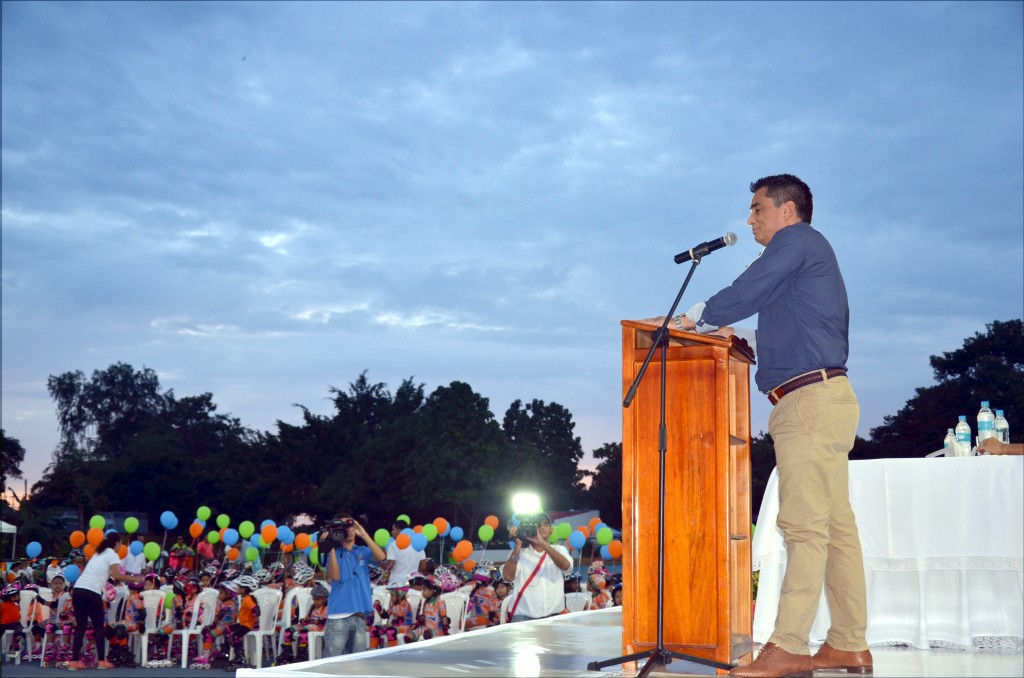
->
xmin=729 ymin=643 xmax=813 ymax=678
xmin=812 ymin=643 xmax=873 ymax=673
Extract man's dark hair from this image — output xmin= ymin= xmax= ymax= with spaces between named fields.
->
xmin=392 ymin=517 xmax=410 ymax=531
xmin=750 ymin=174 xmax=813 ymax=223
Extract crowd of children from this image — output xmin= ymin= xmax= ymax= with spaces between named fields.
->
xmin=1 ymin=539 xmax=623 ymax=670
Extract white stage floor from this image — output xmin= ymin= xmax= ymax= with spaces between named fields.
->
xmin=238 ymin=608 xmax=1024 ymax=678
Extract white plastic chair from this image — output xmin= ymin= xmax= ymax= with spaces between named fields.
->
xmin=174 ymin=588 xmax=219 ymax=668
xmin=306 ymin=583 xmax=330 ymax=660
xmin=38 ymin=592 xmax=69 ymax=666
xmin=458 ymin=583 xmax=475 ymax=595
xmin=243 ymin=588 xmax=282 ymax=668
xmin=102 ymin=585 xmax=128 ymax=660
xmin=439 ymin=592 xmax=468 ymax=634
xmin=499 ymin=595 xmax=512 ymax=624
xmin=370 ymin=587 xmax=390 ymax=626
xmin=564 ymin=592 xmax=592 ymax=612
xmin=1 ymin=590 xmax=35 ymax=664
xmin=275 ymin=587 xmax=312 ymax=659
xmin=134 ymin=589 xmax=167 ymax=667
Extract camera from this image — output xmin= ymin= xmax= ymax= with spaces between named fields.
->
xmin=518 ymin=522 xmax=539 ymax=539
xmin=327 ymin=518 xmax=355 ymax=542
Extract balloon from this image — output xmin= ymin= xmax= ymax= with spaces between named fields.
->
xmin=130 ymin=541 xmax=144 ymax=556
xmin=197 ymin=506 xmax=212 ymax=521
xmin=89 ymin=514 xmax=105 ymax=530
xmin=160 ymin=511 xmax=178 ymax=530
xmin=227 ymin=547 xmax=239 ymax=561
xmin=411 ymin=533 xmax=428 ymax=552
xmin=422 ymin=524 xmax=438 ymax=541
xmin=600 ymin=544 xmax=612 ymax=560
xmin=189 ymin=522 xmax=203 ymax=539
xmin=144 ymin=542 xmax=160 ymax=562
xmin=558 ymin=523 xmax=572 ymax=540
xmin=397 ymin=514 xmax=410 ymax=524
xmin=195 ymin=519 xmax=206 ymax=528
xmin=400 ymin=527 xmax=414 ymax=537
xmin=223 ymin=529 xmax=239 ymax=546
xmin=484 ymin=515 xmax=499 ymax=530
xmin=216 ymin=514 xmax=230 ymax=529
xmin=117 ymin=545 xmax=128 ymax=558
xmin=595 ymin=522 xmax=608 ymax=535
xmin=164 ymin=594 xmax=175 ymax=609
xmin=69 ymin=531 xmax=85 ymax=548
xmin=26 ymin=541 xmax=42 ymax=558
xmin=578 ymin=525 xmax=590 ymax=538
xmin=478 ymin=525 xmax=494 ymax=542
xmin=86 ymin=527 xmax=104 ymax=547
xmin=282 ymin=543 xmax=294 ymax=553
xmin=84 ymin=544 xmax=96 ymax=559
xmin=609 ymin=540 xmax=624 ymax=559
xmin=589 ymin=517 xmax=601 ymax=533
xmin=63 ymin=564 xmax=81 ymax=583
xmin=238 ymin=521 xmax=255 ymax=539
xmin=432 ymin=517 xmax=449 ymax=537
xmin=453 ymin=540 xmax=473 ymax=562
xmin=374 ymin=529 xmax=390 ymax=548
xmin=295 ymin=533 xmax=310 ymax=550
xmin=548 ymin=531 xmax=559 ymax=544
xmin=260 ymin=519 xmax=276 ymax=529
xmin=568 ymin=531 xmax=586 ymax=550
xmin=256 ymin=536 xmax=268 ymax=549
xmin=123 ymin=517 xmax=139 ymax=534
xmin=278 ymin=528 xmax=295 ymax=545
xmin=463 ymin=559 xmax=477 ymax=572
xmin=310 ymin=547 xmax=319 ymax=564
xmin=395 ymin=534 xmax=411 ymax=550
xmin=245 ymin=547 xmax=259 ymax=562
xmin=260 ymin=524 xmax=277 ymax=545
xmin=207 ymin=530 xmax=220 ymax=544
xmin=597 ymin=527 xmax=614 ymax=546
xmin=412 ymin=525 xmax=422 ymax=533
xmin=449 ymin=526 xmax=464 ymax=541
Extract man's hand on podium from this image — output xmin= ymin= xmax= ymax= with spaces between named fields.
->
xmin=636 ymin=315 xmax=735 ymax=339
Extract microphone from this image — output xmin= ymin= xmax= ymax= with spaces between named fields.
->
xmin=673 ymin=232 xmax=738 ymax=264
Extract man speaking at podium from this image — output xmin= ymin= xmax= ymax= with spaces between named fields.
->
xmin=650 ymin=174 xmax=871 ymax=677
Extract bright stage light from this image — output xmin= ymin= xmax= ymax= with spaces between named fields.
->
xmin=511 ymin=491 xmax=542 ymax=515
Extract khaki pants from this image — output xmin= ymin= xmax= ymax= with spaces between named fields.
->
xmin=767 ymin=374 xmax=868 ymax=655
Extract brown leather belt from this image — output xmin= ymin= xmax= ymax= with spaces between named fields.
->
xmin=767 ymin=368 xmax=848 ymax=405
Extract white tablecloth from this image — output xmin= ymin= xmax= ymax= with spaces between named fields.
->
xmin=752 ymin=456 xmax=1024 ymax=649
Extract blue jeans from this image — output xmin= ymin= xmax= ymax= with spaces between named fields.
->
xmin=324 ymin=615 xmax=367 ymax=657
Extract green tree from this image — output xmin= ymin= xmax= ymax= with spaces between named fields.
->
xmin=586 ymin=442 xmax=622 ymax=527
xmin=502 ymin=399 xmax=587 ymax=510
xmin=2 ymin=429 xmax=26 ymax=489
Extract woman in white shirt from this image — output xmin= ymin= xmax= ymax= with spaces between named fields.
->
xmin=67 ymin=530 xmax=145 ymax=670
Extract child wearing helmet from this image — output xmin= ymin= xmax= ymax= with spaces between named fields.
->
xmin=405 ymin=575 xmax=449 ymax=643
xmin=2 ymin=584 xmax=23 ymax=659
xmin=278 ymin=583 xmax=330 ymax=662
xmin=41 ymin=574 xmax=74 ymax=667
xmin=193 ymin=581 xmax=239 ymax=667
xmin=464 ymin=566 xmax=498 ymax=631
xmin=224 ymin=575 xmax=261 ymax=669
xmin=368 ymin=582 xmax=415 ymax=649
xmin=587 ymin=561 xmax=612 ymax=609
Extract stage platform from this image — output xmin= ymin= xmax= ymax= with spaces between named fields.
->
xmin=237 ymin=607 xmax=1024 ymax=678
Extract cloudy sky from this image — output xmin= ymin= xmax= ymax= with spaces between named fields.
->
xmin=3 ymin=1 xmax=1022 ymax=493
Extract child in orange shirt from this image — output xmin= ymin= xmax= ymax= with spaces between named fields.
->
xmin=1 ymin=585 xmax=23 ymax=660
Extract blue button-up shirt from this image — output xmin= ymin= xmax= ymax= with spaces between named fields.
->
xmin=697 ymin=222 xmax=849 ymax=393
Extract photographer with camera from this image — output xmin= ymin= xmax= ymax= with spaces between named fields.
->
xmin=500 ymin=513 xmax=572 ymax=622
xmin=320 ymin=514 xmax=386 ymax=656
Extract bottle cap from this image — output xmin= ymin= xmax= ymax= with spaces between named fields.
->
xmin=996 ymin=410 xmax=1004 ymax=416
xmin=981 ymin=401 xmax=990 ymax=407
xmin=959 ymin=415 xmax=966 ymax=421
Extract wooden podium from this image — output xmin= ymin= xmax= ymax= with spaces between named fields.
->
xmin=620 ymin=320 xmax=755 ymax=669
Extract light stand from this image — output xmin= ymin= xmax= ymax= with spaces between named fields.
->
xmin=588 ymin=257 xmax=734 ymax=677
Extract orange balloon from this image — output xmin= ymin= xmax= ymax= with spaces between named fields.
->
xmin=189 ymin=522 xmax=203 ymax=539
xmin=83 ymin=544 xmax=96 ymax=559
xmin=453 ymin=539 xmax=473 ymax=562
xmin=86 ymin=527 xmax=104 ymax=547
xmin=281 ymin=543 xmax=294 ymax=553
xmin=432 ymin=517 xmax=448 ymax=535
xmin=6 ymin=573 xmax=14 ymax=583
xmin=69 ymin=531 xmax=86 ymax=548
xmin=227 ymin=547 xmax=239 ymax=561
xmin=413 ymin=525 xmax=423 ymax=533
xmin=588 ymin=517 xmax=601 ymax=533
xmin=484 ymin=515 xmax=499 ymax=530
xmin=578 ymin=525 xmax=590 ymax=538
xmin=261 ymin=525 xmax=278 ymax=544
xmin=395 ymin=533 xmax=411 ymax=550
xmin=463 ymin=559 xmax=477 ymax=572
xmin=118 ymin=545 xmax=128 ymax=559
xmin=295 ymin=533 xmax=310 ymax=550
xmin=608 ymin=540 xmax=623 ymax=559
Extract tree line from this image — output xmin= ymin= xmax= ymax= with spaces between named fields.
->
xmin=2 ymin=319 xmax=1020 ymax=551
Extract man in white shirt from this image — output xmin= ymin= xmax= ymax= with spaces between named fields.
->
xmin=500 ymin=513 xmax=572 ymax=621
xmin=121 ymin=538 xmax=146 ymax=575
xmin=381 ymin=519 xmax=426 ymax=586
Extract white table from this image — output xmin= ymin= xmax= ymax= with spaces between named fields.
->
xmin=752 ymin=456 xmax=1024 ymax=649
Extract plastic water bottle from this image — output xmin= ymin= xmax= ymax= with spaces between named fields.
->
xmin=994 ymin=409 xmax=1009 ymax=444
xmin=977 ymin=401 xmax=995 ymax=443
xmin=943 ymin=428 xmax=955 ymax=452
xmin=955 ymin=416 xmax=972 ymax=457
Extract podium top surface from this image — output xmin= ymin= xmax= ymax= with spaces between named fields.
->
xmin=621 ymin=320 xmax=756 ymax=364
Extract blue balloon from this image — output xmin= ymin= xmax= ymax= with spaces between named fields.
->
xmin=63 ymin=564 xmax=81 ymax=583
xmin=196 ymin=519 xmax=206 ymax=528
xmin=600 ymin=544 xmax=612 ymax=560
xmin=449 ymin=526 xmax=464 ymax=541
xmin=223 ymin=529 xmax=240 ymax=546
xmin=439 ymin=525 xmax=450 ymax=538
xmin=401 ymin=527 xmax=414 ymax=537
xmin=510 ymin=517 xmax=521 ymax=527
xmin=160 ymin=511 xmax=178 ymax=530
xmin=411 ymin=533 xmax=428 ymax=551
xmin=568 ymin=531 xmax=586 ymax=550
xmin=261 ymin=519 xmax=275 ymax=528
xmin=279 ymin=529 xmax=295 ymax=545
xmin=130 ymin=541 xmax=144 ymax=556
xmin=26 ymin=541 xmax=42 ymax=558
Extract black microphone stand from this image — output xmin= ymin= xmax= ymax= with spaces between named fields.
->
xmin=588 ymin=256 xmax=735 ymax=677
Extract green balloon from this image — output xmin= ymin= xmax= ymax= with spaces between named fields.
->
xmin=310 ymin=546 xmax=319 ymax=564
xmin=216 ymin=514 xmax=230 ymax=529
xmin=164 ymin=594 xmax=175 ymax=609
xmin=144 ymin=542 xmax=160 ymax=562
xmin=207 ymin=531 xmax=220 ymax=544
xmin=123 ymin=517 xmax=139 ymax=534
xmin=245 ymin=547 xmax=259 ymax=562
xmin=238 ymin=521 xmax=255 ymax=539
xmin=597 ymin=527 xmax=614 ymax=545
xmin=374 ymin=528 xmax=390 ymax=548
xmin=397 ymin=514 xmax=410 ymax=525
xmin=478 ymin=525 xmax=494 ymax=542
xmin=197 ymin=506 xmax=212 ymax=521
xmin=422 ymin=524 xmax=438 ymax=541
xmin=548 ymin=531 xmax=559 ymax=544
xmin=89 ymin=515 xmax=105 ymax=530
